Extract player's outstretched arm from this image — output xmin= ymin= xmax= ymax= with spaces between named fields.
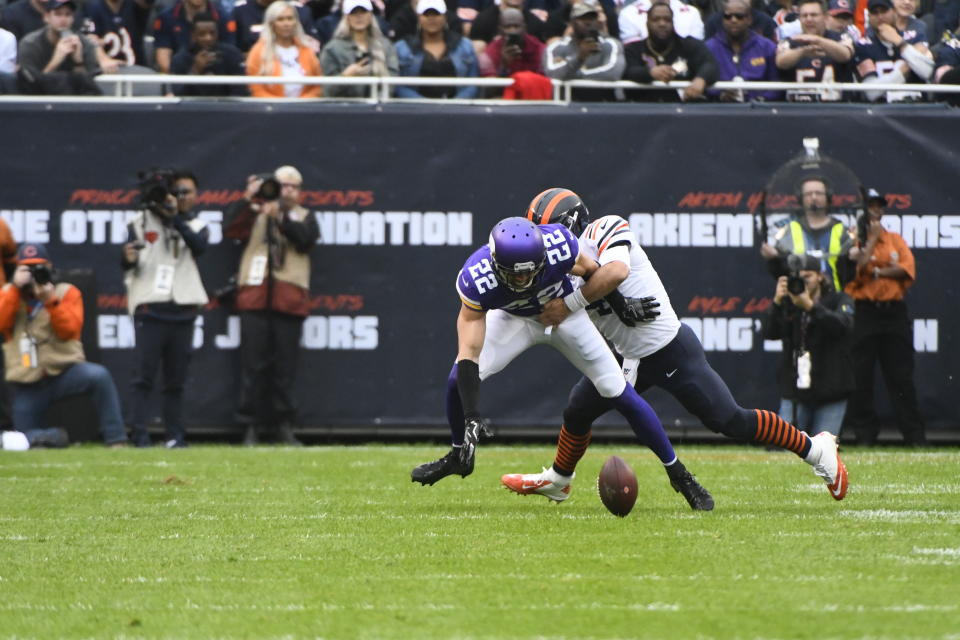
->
xmin=456 ymin=304 xmax=486 ymax=364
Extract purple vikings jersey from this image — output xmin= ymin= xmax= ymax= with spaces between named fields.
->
xmin=456 ymin=224 xmax=580 ymax=316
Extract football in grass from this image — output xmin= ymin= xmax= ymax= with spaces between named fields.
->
xmin=597 ymin=455 xmax=638 ymax=517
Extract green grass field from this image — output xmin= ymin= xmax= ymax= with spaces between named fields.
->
xmin=1 ymin=444 xmax=958 ymax=639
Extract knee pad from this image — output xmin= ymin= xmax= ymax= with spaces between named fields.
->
xmin=593 ymin=372 xmax=626 ymax=399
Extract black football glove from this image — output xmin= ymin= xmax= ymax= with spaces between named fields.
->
xmin=604 ymin=290 xmax=661 ymax=326
xmin=459 ymin=417 xmax=493 ymax=469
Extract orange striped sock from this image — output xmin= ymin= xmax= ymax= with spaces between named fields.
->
xmin=553 ymin=425 xmax=591 ymax=476
xmin=753 ymin=409 xmax=811 ymax=458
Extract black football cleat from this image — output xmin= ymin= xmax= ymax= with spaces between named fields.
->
xmin=411 ymin=448 xmax=473 ymax=486
xmin=665 ymin=460 xmax=715 ymax=511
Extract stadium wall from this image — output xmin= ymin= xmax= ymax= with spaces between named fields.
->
xmin=1 ymin=102 xmax=957 ymax=440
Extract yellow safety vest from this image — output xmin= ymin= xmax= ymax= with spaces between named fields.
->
xmin=788 ymin=221 xmax=845 ymax=291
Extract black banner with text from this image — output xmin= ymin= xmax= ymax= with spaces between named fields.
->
xmin=1 ymin=103 xmax=957 ymax=436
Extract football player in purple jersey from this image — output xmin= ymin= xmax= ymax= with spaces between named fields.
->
xmin=504 ymin=188 xmax=848 ymax=504
xmin=411 ymin=216 xmax=713 ymax=510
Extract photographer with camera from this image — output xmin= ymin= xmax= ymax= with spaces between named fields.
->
xmin=17 ymin=0 xmax=102 ymax=95
xmin=843 ymin=188 xmax=925 ymax=446
xmin=170 ymin=12 xmax=248 ymax=97
xmin=543 ymin=0 xmax=624 ymax=101
xmin=760 ymin=176 xmax=856 ymax=292
xmin=224 ymin=166 xmax=318 ymax=446
xmin=763 ymin=254 xmax=855 ymax=438
xmin=0 ymin=243 xmax=128 ymax=448
xmin=122 ymin=169 xmax=209 ymax=448
xmin=480 ymin=7 xmax=545 ymax=78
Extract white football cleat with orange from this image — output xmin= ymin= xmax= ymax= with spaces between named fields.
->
xmin=806 ymin=432 xmax=848 ymax=500
xmin=501 ymin=467 xmax=573 ymax=502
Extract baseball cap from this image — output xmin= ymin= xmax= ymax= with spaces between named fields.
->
xmin=16 ymin=243 xmax=50 ymax=265
xmin=795 ymin=254 xmax=823 ymax=272
xmin=865 ymin=188 xmax=888 ymax=206
xmin=1 ymin=431 xmax=30 ymax=451
xmin=570 ymin=0 xmax=601 ymax=19
xmin=343 ymin=0 xmax=372 ymax=13
xmin=45 ymin=0 xmax=77 ymax=11
xmin=828 ymin=0 xmax=854 ymax=15
xmin=416 ymin=0 xmax=446 ymax=15
xmin=867 ymin=0 xmax=893 ymax=10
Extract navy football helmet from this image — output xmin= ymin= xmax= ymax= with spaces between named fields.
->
xmin=525 ymin=188 xmax=591 ymax=237
xmin=488 ymin=217 xmax=546 ymax=293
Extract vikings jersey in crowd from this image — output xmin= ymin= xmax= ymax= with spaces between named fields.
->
xmin=82 ymin=0 xmax=152 ymax=67
xmin=777 ymin=29 xmax=855 ymax=101
xmin=854 ymin=25 xmax=928 ymax=101
xmin=574 ymin=215 xmax=679 ymax=359
xmin=457 ymin=224 xmax=578 ymax=317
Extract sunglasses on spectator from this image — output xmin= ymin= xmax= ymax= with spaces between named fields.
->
xmin=723 ymin=12 xmax=748 ymax=19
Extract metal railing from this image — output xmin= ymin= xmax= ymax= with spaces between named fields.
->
xmin=3 ymin=73 xmax=959 ymax=104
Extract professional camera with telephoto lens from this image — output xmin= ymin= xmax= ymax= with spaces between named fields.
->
xmin=137 ymin=168 xmax=176 ymax=207
xmin=28 ymin=264 xmax=53 ymax=286
xmin=785 ymin=254 xmax=807 ymax=296
xmin=253 ymin=173 xmax=281 ymax=202
xmin=505 ymin=33 xmax=523 ymax=48
xmin=585 ymin=27 xmax=600 ymax=41
xmin=856 ymin=212 xmax=869 ymax=245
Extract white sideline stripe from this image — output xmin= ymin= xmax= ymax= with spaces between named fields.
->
xmin=800 ymin=604 xmax=958 ymax=613
xmin=841 ymin=509 xmax=960 ymax=523
xmin=913 ymin=547 xmax=960 ymax=556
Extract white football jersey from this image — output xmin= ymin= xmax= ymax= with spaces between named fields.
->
xmin=578 ymin=215 xmax=680 ymax=359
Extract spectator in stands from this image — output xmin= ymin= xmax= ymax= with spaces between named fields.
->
xmin=775 ymin=0 xmax=855 ymax=101
xmin=774 ymin=0 xmax=803 ymax=41
xmin=0 ymin=243 xmax=128 ymax=448
xmin=843 ymin=188 xmax=926 ymax=446
xmin=319 ymin=0 xmax=398 ymax=97
xmin=390 ymin=0 xmax=461 ymax=41
xmin=224 ymin=166 xmax=319 ymax=446
xmin=703 ymin=0 xmax=778 ymax=41
xmin=152 ymin=0 xmax=233 ymax=73
xmin=231 ymin=0 xmax=318 ymax=52
xmin=934 ymin=33 xmax=960 ymax=105
xmin=623 ymin=1 xmax=715 ymax=101
xmin=706 ymin=0 xmax=781 ymax=101
xmin=933 ymin=0 xmax=959 ymax=42
xmin=619 ymin=0 xmax=704 ymax=46
xmin=760 ymin=176 xmax=855 ymax=293
xmin=543 ymin=0 xmax=623 ymax=100
xmin=80 ymin=0 xmax=152 ymax=70
xmin=0 ymin=24 xmax=16 ymax=92
xmin=854 ymin=0 xmax=933 ymax=102
xmin=763 ymin=255 xmax=856 ymax=438
xmin=892 ymin=0 xmax=926 ymax=38
xmin=825 ymin=0 xmax=860 ymax=40
xmin=395 ymin=0 xmax=479 ymax=98
xmin=543 ymin=0 xmax=620 ymax=43
xmin=0 ymin=0 xmax=48 ymax=41
xmin=171 ymin=11 xmax=249 ymax=96
xmin=122 ymin=170 xmax=208 ymax=448
xmin=18 ymin=0 xmax=102 ymax=95
xmin=246 ymin=0 xmax=322 ymax=97
xmin=480 ymin=6 xmax=545 ymax=76
xmin=469 ymin=0 xmax=547 ymax=45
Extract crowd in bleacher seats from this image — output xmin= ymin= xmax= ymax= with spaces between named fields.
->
xmin=0 ymin=0 xmax=957 ymax=100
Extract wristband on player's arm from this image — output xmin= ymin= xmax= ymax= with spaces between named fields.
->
xmin=456 ymin=359 xmax=482 ymax=419
xmin=563 ymin=288 xmax=589 ymax=313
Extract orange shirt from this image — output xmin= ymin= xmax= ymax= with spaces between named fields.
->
xmin=0 ymin=283 xmax=84 ymax=342
xmin=844 ymin=228 xmax=915 ymax=302
xmin=0 ymin=219 xmax=16 ymax=286
xmin=245 ymin=39 xmax=322 ymax=98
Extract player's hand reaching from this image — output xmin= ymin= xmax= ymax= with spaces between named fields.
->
xmin=538 ymin=298 xmax=570 ymax=327
xmin=459 ymin=417 xmax=493 ymax=469
xmin=604 ymin=290 xmax=659 ymax=325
